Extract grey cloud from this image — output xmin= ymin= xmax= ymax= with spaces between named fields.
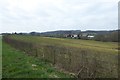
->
xmin=0 ymin=0 xmax=118 ymax=33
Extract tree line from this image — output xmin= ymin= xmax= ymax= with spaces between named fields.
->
xmin=93 ymin=30 xmax=119 ymax=42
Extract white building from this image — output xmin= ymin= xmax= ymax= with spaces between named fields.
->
xmin=87 ymin=35 xmax=94 ymax=38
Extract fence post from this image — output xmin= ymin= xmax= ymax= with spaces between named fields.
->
xmin=69 ymin=49 xmax=71 ymax=71
xmin=53 ymin=47 xmax=56 ymax=65
xmin=35 ymin=46 xmax=38 ymax=57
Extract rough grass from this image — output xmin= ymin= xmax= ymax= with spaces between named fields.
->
xmin=2 ymin=41 xmax=73 ymax=78
xmin=9 ymin=35 xmax=118 ymax=54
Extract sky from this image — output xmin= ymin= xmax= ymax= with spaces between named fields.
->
xmin=0 ymin=0 xmax=119 ymax=33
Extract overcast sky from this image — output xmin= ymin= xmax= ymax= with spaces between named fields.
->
xmin=0 ymin=0 xmax=119 ymax=33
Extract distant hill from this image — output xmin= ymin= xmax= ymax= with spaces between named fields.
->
xmin=39 ymin=30 xmax=117 ymax=36
xmin=41 ymin=30 xmax=81 ymax=34
xmin=2 ymin=30 xmax=118 ymax=37
xmin=39 ymin=30 xmax=81 ymax=37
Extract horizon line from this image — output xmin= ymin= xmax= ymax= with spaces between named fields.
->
xmin=0 ymin=29 xmax=119 ymax=34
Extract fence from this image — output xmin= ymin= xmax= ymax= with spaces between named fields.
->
xmin=3 ymin=36 xmax=118 ymax=78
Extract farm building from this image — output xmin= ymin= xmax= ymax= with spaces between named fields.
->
xmin=87 ymin=35 xmax=94 ymax=39
xmin=65 ymin=34 xmax=78 ymax=38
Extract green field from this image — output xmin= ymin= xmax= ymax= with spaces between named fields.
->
xmin=3 ymin=35 xmax=118 ymax=78
xmin=9 ymin=35 xmax=118 ymax=53
xmin=2 ymin=39 xmax=73 ymax=78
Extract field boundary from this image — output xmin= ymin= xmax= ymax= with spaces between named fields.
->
xmin=3 ymin=36 xmax=118 ymax=78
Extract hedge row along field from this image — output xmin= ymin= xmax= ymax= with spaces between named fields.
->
xmin=3 ymin=35 xmax=118 ymax=78
xmin=2 ymin=40 xmax=73 ymax=78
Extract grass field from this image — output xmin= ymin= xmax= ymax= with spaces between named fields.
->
xmin=9 ymin=35 xmax=118 ymax=53
xmin=3 ymin=35 xmax=118 ymax=78
xmin=2 ymin=40 xmax=73 ymax=78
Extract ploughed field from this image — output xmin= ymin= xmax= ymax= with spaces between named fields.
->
xmin=3 ymin=35 xmax=118 ymax=78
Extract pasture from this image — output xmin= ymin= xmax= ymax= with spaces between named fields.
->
xmin=3 ymin=35 xmax=118 ymax=78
